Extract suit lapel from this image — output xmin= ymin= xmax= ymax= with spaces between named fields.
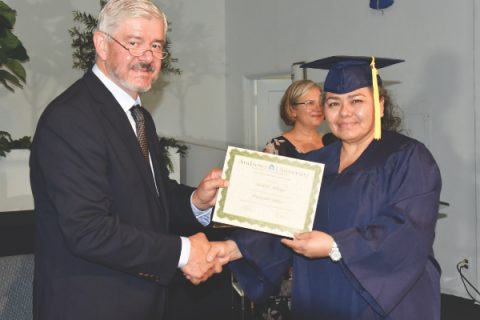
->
xmin=82 ymin=71 xmax=161 ymax=203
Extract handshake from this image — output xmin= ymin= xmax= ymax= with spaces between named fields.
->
xmin=180 ymin=229 xmax=335 ymax=284
xmin=180 ymin=232 xmax=242 ymax=285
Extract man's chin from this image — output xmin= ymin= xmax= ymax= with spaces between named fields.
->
xmin=128 ymin=79 xmax=155 ymax=93
xmin=133 ymin=76 xmax=158 ymax=91
xmin=137 ymin=85 xmax=152 ymax=93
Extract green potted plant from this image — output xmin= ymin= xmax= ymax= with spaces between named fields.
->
xmin=0 ymin=1 xmax=31 ymax=158
xmin=69 ymin=1 xmax=186 ymax=174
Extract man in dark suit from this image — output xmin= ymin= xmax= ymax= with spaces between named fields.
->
xmin=29 ymin=1 xmax=226 ymax=319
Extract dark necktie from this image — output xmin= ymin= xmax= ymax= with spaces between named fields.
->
xmin=130 ymin=105 xmax=149 ymax=163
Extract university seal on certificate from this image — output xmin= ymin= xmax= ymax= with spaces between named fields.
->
xmin=213 ymin=146 xmax=324 ymax=237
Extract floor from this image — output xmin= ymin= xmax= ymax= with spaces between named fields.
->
xmin=166 ymin=277 xmax=480 ymax=320
xmin=2 ymin=215 xmax=479 ymax=320
xmin=441 ymin=294 xmax=480 ymax=320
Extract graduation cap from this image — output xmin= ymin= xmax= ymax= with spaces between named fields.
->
xmin=301 ymin=56 xmax=404 ymax=140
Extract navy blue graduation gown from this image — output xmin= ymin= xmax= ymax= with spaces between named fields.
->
xmin=229 ymin=131 xmax=441 ymax=319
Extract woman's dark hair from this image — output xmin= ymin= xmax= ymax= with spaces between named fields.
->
xmin=379 ymin=86 xmax=402 ymax=132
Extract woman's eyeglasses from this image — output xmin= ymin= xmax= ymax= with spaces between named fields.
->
xmin=293 ymin=100 xmax=321 ymax=109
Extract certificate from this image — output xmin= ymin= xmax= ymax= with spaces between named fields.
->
xmin=213 ymin=146 xmax=324 ymax=238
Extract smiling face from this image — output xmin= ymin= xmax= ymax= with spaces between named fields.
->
xmin=94 ymin=16 xmax=165 ymax=98
xmin=324 ymin=87 xmax=384 ymax=145
xmin=291 ymin=87 xmax=324 ymax=129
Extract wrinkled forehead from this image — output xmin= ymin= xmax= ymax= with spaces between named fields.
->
xmin=113 ymin=16 xmax=166 ymax=40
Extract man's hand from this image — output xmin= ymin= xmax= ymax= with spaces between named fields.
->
xmin=181 ymin=233 xmax=222 ymax=285
xmin=192 ymin=168 xmax=228 ymax=210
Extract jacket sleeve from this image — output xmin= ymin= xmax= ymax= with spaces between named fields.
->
xmin=228 ymin=229 xmax=292 ymax=303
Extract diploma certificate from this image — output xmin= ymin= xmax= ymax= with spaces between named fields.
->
xmin=213 ymin=146 xmax=324 ymax=237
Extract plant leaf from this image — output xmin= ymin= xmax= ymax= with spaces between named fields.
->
xmin=0 ymin=31 xmax=28 ymax=61
xmin=0 ymin=132 xmax=31 ymax=157
xmin=5 ymin=58 xmax=26 ymax=82
xmin=0 ymin=130 xmax=13 ymax=141
xmin=6 ymin=42 xmax=28 ymax=62
xmin=0 ymin=28 xmax=20 ymax=50
xmin=0 ymin=48 xmax=8 ymax=64
xmin=0 ymin=69 xmax=23 ymax=90
xmin=0 ymin=2 xmax=28 ymax=91
xmin=0 ymin=1 xmax=16 ymax=29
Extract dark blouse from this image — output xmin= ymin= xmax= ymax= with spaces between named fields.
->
xmin=263 ymin=133 xmax=336 ymax=158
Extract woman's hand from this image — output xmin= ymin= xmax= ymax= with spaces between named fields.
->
xmin=206 ymin=240 xmax=243 ymax=265
xmin=281 ymin=231 xmax=334 ymax=259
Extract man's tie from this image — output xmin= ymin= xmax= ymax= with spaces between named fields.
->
xmin=130 ymin=105 xmax=149 ymax=163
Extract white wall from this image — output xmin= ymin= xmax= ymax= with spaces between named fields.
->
xmin=0 ymin=0 xmax=226 ymax=143
xmin=224 ymin=0 xmax=479 ymax=299
xmin=475 ymin=0 xmax=480 ymax=302
xmin=141 ymin=0 xmax=226 ymax=143
xmin=180 ymin=141 xmax=227 ymax=186
xmin=0 ymin=0 xmax=479 ymax=300
xmin=0 ymin=0 xmax=227 ymax=207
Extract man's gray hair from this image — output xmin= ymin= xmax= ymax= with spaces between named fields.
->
xmin=96 ymin=0 xmax=167 ymax=37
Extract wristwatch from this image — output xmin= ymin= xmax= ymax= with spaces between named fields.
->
xmin=329 ymin=240 xmax=342 ymax=262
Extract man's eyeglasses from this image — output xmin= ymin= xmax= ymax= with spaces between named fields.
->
xmin=293 ymin=100 xmax=321 ymax=109
xmin=103 ymin=32 xmax=169 ymax=60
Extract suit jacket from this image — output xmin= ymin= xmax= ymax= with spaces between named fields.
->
xmin=30 ymin=70 xmax=201 ymax=320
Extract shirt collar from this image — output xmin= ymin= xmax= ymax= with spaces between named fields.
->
xmin=92 ymin=64 xmax=142 ymax=113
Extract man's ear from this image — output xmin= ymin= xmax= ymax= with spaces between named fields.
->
xmin=93 ymin=31 xmax=108 ymax=61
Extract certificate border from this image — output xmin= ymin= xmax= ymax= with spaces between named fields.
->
xmin=213 ymin=146 xmax=324 ymax=237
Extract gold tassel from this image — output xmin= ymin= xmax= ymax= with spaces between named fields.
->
xmin=370 ymin=56 xmax=381 ymax=140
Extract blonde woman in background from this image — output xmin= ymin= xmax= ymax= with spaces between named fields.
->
xmin=263 ymin=80 xmax=336 ymax=158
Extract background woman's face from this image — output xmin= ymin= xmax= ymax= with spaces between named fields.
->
xmin=291 ymin=87 xmax=324 ymax=128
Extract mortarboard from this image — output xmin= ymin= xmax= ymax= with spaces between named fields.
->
xmin=301 ymin=55 xmax=404 ymax=139
xmin=301 ymin=56 xmax=404 ymax=94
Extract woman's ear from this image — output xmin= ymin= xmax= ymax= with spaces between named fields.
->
xmin=289 ymin=105 xmax=297 ymax=121
xmin=379 ymin=96 xmax=385 ymax=117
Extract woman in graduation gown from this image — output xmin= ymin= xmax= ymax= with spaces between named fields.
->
xmin=210 ymin=56 xmax=442 ymax=320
